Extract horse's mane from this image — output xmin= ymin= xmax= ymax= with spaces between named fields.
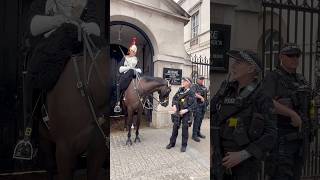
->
xmin=141 ymin=76 xmax=167 ymax=85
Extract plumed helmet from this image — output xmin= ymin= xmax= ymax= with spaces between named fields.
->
xmin=129 ymin=37 xmax=137 ymax=53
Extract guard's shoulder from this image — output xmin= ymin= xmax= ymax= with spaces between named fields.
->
xmin=188 ymin=89 xmax=195 ymax=95
xmin=265 ymin=70 xmax=280 ymax=79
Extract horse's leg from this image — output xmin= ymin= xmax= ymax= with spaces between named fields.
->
xmin=126 ymin=110 xmax=133 ymax=145
xmin=134 ymin=107 xmax=142 ymax=143
xmin=39 ymin=122 xmax=56 ymax=180
xmin=56 ymin=143 xmax=76 ymax=180
xmin=124 ymin=114 xmax=127 ymax=131
xmin=87 ymin=126 xmax=107 ymax=180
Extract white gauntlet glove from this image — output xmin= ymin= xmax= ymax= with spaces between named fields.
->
xmin=81 ymin=22 xmax=100 ymax=36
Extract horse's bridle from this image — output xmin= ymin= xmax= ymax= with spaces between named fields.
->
xmin=132 ymin=74 xmax=171 ymax=111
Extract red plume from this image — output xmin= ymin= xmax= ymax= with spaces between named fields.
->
xmin=131 ymin=37 xmax=137 ymax=46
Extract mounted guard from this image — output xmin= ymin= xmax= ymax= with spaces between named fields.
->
xmin=13 ymin=0 xmax=104 ymax=160
xmin=114 ymin=37 xmax=142 ymax=113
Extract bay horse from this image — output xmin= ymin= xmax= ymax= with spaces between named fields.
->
xmin=39 ymin=46 xmax=110 ymax=180
xmin=121 ymin=76 xmax=171 ymax=145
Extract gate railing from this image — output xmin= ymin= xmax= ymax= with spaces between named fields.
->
xmin=261 ymin=0 xmax=320 ymax=178
xmin=191 ymin=54 xmax=210 ymax=83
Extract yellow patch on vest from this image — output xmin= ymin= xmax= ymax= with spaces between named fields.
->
xmin=310 ymin=100 xmax=315 ymax=120
xmin=228 ymin=117 xmax=238 ymax=127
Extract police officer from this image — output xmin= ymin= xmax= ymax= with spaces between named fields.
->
xmin=166 ymin=77 xmax=196 ymax=152
xmin=262 ymin=43 xmax=312 ymax=180
xmin=212 ymin=50 xmax=277 ymax=180
xmin=191 ymin=76 xmax=208 ymax=142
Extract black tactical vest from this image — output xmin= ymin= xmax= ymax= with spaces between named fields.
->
xmin=216 ymin=82 xmax=265 ymax=151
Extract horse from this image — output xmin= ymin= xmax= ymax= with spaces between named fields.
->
xmin=121 ymin=76 xmax=171 ymax=145
xmin=37 ymin=46 xmax=110 ymax=180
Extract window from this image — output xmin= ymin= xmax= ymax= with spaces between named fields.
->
xmin=191 ymin=12 xmax=199 ymax=39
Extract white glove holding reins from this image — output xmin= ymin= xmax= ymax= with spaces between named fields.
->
xmin=119 ymin=67 xmax=142 ymax=74
xmin=135 ymin=68 xmax=142 ymax=74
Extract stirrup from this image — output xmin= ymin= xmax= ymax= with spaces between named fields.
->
xmin=13 ymin=128 xmax=33 ymax=160
xmin=114 ymin=102 xmax=122 ymax=113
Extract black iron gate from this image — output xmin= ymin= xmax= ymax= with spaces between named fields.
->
xmin=191 ymin=54 xmax=210 ymax=83
xmin=261 ymin=0 xmax=320 ymax=178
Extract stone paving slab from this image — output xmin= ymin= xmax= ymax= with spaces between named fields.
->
xmin=110 ymin=119 xmax=210 ymax=180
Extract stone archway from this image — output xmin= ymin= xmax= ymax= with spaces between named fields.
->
xmin=110 ymin=20 xmax=156 ymax=130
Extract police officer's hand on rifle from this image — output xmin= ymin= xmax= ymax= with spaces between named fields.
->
xmin=195 ymin=93 xmax=205 ymax=102
xmin=179 ymin=109 xmax=188 ymax=115
xmin=222 ymin=150 xmax=251 ymax=168
xmin=289 ymin=111 xmax=302 ymax=130
xmin=172 ymin=105 xmax=177 ymax=112
xmin=222 ymin=152 xmax=242 ymax=168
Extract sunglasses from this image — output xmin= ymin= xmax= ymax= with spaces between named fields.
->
xmin=285 ymin=54 xmax=300 ymax=58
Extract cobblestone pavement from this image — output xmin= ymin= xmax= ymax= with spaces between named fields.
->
xmin=110 ymin=119 xmax=210 ymax=180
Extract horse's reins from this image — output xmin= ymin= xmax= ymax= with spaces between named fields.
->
xmin=132 ymin=73 xmax=169 ymax=111
xmin=118 ymin=47 xmax=169 ymax=111
xmin=66 ymin=18 xmax=106 ymax=139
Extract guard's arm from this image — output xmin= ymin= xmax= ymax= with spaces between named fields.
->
xmin=187 ymin=91 xmax=197 ymax=112
xmin=273 ymin=100 xmax=299 ymax=119
xmin=30 ymin=15 xmax=66 ymax=36
xmin=119 ymin=66 xmax=130 ymax=73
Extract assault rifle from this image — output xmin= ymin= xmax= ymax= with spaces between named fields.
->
xmin=212 ymin=74 xmax=230 ymax=180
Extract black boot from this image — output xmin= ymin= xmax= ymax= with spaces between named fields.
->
xmin=114 ymin=83 xmax=122 ymax=113
xmin=192 ymin=135 xmax=201 ymax=142
xmin=180 ymin=146 xmax=186 ymax=152
xmin=166 ymin=143 xmax=175 ymax=149
xmin=198 ymin=133 xmax=206 ymax=139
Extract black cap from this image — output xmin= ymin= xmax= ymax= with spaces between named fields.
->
xmin=280 ymin=43 xmax=301 ymax=56
xmin=227 ymin=50 xmax=262 ymax=72
xmin=197 ymin=76 xmax=205 ymax=80
xmin=182 ymin=77 xmax=193 ymax=84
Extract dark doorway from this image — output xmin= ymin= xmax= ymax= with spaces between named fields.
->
xmin=110 ymin=22 xmax=154 ymax=131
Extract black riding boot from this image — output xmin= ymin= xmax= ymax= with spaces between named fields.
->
xmin=114 ymin=83 xmax=122 ymax=113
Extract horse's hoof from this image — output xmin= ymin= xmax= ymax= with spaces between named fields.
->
xmin=134 ymin=137 xmax=141 ymax=143
xmin=126 ymin=139 xmax=132 ymax=146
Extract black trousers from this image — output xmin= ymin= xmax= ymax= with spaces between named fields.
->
xmin=192 ymin=104 xmax=206 ymax=136
xmin=265 ymin=136 xmax=303 ymax=180
xmin=118 ymin=69 xmax=135 ymax=94
xmin=169 ymin=113 xmax=190 ymax=147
